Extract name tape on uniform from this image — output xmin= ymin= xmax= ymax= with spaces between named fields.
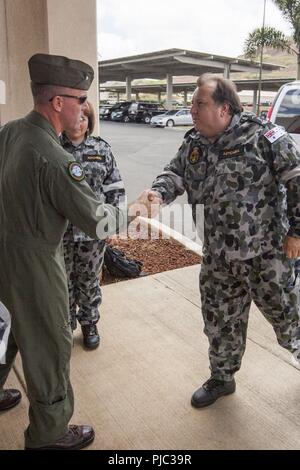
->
xmin=264 ymin=126 xmax=286 ymax=144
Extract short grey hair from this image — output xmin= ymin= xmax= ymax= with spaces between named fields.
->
xmin=30 ymin=82 xmax=69 ymax=105
xmin=196 ymin=74 xmax=243 ymax=115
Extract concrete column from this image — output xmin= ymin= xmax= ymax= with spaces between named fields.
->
xmin=223 ymin=63 xmax=231 ymax=79
xmin=135 ymin=92 xmax=140 ymax=100
xmin=183 ymin=90 xmax=188 ymax=106
xmin=253 ymin=89 xmax=258 ymax=114
xmin=166 ymin=73 xmax=173 ymax=110
xmin=0 ymin=0 xmax=98 ymax=131
xmin=47 ymin=0 xmax=99 ymax=133
xmin=158 ymin=91 xmax=161 ymax=103
xmin=0 ymin=0 xmax=49 ymax=124
xmin=126 ymin=76 xmax=132 ymax=101
xmin=117 ymin=92 xmax=120 ymax=102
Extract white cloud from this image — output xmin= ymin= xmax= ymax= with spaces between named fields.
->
xmin=98 ymin=0 xmax=293 ymax=60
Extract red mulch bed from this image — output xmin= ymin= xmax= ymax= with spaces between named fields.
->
xmin=102 ymin=223 xmax=201 ymax=285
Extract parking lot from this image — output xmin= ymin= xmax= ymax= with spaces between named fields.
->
xmin=100 ymin=120 xmax=201 ymax=242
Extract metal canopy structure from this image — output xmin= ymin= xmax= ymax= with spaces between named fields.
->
xmin=99 ymin=49 xmax=284 ymax=109
xmin=100 ymin=78 xmax=293 ymax=113
xmin=100 ymin=78 xmax=293 ymax=95
xmin=99 ymin=48 xmax=283 ymax=83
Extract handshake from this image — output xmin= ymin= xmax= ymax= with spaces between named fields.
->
xmin=128 ymin=189 xmax=162 ymax=219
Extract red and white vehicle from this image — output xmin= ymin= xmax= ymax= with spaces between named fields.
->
xmin=267 ymin=81 xmax=300 ymax=147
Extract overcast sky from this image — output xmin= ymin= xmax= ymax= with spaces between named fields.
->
xmin=98 ymin=0 xmax=292 ymax=60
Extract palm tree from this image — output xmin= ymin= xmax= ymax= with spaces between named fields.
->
xmin=244 ymin=0 xmax=300 ymax=79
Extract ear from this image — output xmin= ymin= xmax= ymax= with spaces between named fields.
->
xmin=220 ymin=102 xmax=230 ymax=117
xmin=50 ymin=96 xmax=63 ymax=113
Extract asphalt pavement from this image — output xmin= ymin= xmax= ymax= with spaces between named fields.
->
xmin=100 ymin=120 xmax=201 ymax=242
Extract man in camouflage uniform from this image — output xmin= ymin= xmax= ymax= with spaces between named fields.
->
xmin=61 ymin=113 xmax=125 ymax=349
xmin=149 ymin=74 xmax=300 ymax=408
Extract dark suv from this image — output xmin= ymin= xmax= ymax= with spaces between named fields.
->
xmin=106 ymin=101 xmax=133 ymax=121
xmin=128 ymin=102 xmax=166 ymax=123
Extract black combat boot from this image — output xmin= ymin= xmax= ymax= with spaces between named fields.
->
xmin=81 ymin=324 xmax=100 ymax=350
xmin=191 ymin=377 xmax=236 ymax=408
xmin=0 ymin=389 xmax=22 ymax=411
xmin=25 ymin=425 xmax=95 ymax=450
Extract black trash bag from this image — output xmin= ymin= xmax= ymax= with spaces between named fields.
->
xmin=104 ymin=245 xmax=143 ymax=279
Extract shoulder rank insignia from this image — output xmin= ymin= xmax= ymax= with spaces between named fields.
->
xmin=68 ymin=162 xmax=85 ymax=181
xmin=188 ymin=146 xmax=202 ymax=164
xmin=263 ymin=126 xmax=286 ymax=144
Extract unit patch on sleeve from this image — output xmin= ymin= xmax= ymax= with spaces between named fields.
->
xmin=68 ymin=162 xmax=85 ymax=181
xmin=264 ymin=126 xmax=286 ymax=144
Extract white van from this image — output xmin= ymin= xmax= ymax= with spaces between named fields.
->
xmin=267 ymin=81 xmax=300 ymax=147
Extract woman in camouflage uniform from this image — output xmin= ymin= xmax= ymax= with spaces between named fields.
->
xmin=61 ymin=102 xmax=125 ymax=349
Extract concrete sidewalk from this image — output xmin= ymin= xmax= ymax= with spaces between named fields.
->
xmin=1 ymin=265 xmax=300 ymax=450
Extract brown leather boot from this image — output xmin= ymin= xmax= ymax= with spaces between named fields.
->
xmin=25 ymin=425 xmax=95 ymax=450
xmin=0 ymin=389 xmax=22 ymax=411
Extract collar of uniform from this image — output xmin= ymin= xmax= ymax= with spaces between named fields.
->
xmin=224 ymin=112 xmax=241 ymax=134
xmin=25 ymin=111 xmax=60 ymax=145
xmin=84 ymin=135 xmax=96 ymax=147
xmin=61 ymin=132 xmax=93 ymax=149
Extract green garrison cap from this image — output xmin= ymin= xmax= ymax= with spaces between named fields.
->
xmin=28 ymin=53 xmax=94 ymax=90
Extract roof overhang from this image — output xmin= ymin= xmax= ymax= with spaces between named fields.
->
xmin=100 ymin=78 xmax=294 ymax=96
xmin=99 ymin=48 xmax=284 ymax=83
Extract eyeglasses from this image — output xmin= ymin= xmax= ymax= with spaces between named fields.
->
xmin=49 ymin=94 xmax=88 ymax=105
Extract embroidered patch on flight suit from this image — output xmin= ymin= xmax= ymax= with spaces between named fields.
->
xmin=188 ymin=146 xmax=202 ymax=164
xmin=68 ymin=162 xmax=85 ymax=181
xmin=219 ymin=146 xmax=244 ymax=160
xmin=83 ymin=154 xmax=105 ymax=162
xmin=264 ymin=126 xmax=286 ymax=144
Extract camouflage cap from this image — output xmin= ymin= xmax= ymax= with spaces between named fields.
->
xmin=28 ymin=53 xmax=94 ymax=90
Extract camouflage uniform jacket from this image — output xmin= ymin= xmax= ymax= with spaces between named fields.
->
xmin=61 ymin=134 xmax=125 ymax=241
xmin=152 ymin=112 xmax=300 ymax=260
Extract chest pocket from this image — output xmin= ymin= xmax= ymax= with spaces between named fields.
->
xmin=213 ymin=158 xmax=268 ymax=201
xmin=185 ymin=161 xmax=207 ymax=182
xmin=81 ymin=154 xmax=107 ymax=194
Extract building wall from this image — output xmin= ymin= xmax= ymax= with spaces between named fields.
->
xmin=0 ymin=0 xmax=48 ymax=123
xmin=0 ymin=0 xmax=98 ymax=132
xmin=47 ymin=0 xmax=99 ymax=133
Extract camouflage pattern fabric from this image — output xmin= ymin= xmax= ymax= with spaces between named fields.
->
xmin=152 ymin=112 xmax=300 ymax=379
xmin=61 ymin=134 xmax=125 ymax=242
xmin=152 ymin=112 xmax=300 ymax=261
xmin=200 ymin=248 xmax=300 ymax=381
xmin=63 ymin=239 xmax=106 ymax=329
xmin=61 ymin=135 xmax=125 ymax=329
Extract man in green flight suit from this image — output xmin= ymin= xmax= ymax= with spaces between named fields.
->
xmin=0 ymin=53 xmax=160 ymax=450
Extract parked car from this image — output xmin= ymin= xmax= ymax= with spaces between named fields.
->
xmin=267 ymin=81 xmax=300 ymax=146
xmin=99 ymin=104 xmax=112 ymax=120
xmin=150 ymin=108 xmax=193 ymax=127
xmin=103 ymin=101 xmax=133 ymax=121
xmin=127 ymin=102 xmax=166 ymax=123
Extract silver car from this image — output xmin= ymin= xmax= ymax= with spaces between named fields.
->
xmin=268 ymin=81 xmax=300 ymax=147
xmin=150 ymin=108 xmax=193 ymax=127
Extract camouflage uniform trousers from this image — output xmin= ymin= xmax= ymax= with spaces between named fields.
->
xmin=63 ymin=240 xmax=106 ymax=330
xmin=200 ymin=247 xmax=300 ymax=381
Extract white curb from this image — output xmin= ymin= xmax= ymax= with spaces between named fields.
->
xmin=138 ymin=216 xmax=203 ymax=256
